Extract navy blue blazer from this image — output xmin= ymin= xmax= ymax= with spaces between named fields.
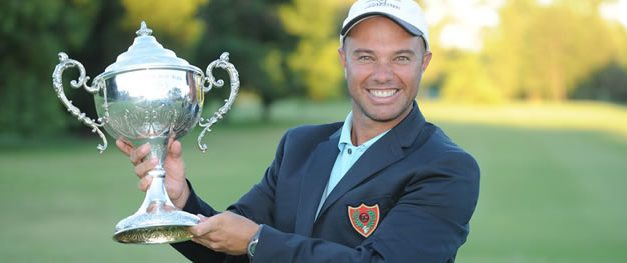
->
xmin=172 ymin=104 xmax=480 ymax=262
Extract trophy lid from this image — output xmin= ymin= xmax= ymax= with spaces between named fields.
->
xmin=98 ymin=21 xmax=201 ymax=78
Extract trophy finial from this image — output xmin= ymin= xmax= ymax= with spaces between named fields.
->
xmin=136 ymin=21 xmax=153 ymax=36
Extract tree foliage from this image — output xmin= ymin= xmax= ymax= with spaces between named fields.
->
xmin=481 ymin=0 xmax=626 ymax=102
xmin=421 ymin=0 xmax=627 ymax=103
xmin=0 ymin=0 xmax=102 ymax=137
xmin=0 ymin=0 xmax=296 ymax=139
xmin=119 ymin=0 xmax=208 ymax=58
xmin=278 ymin=0 xmax=349 ymax=100
xmin=195 ymin=0 xmax=296 ymax=120
xmin=439 ymin=51 xmax=503 ymax=103
xmin=573 ymin=60 xmax=627 ymax=102
xmin=2 ymin=0 xmax=627 ymax=138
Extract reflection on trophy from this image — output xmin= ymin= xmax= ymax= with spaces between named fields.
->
xmin=51 ymin=22 xmax=239 ymax=244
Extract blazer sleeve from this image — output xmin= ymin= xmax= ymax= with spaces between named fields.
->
xmin=170 ymin=131 xmax=288 ymax=262
xmin=170 ymin=182 xmax=226 ymax=262
xmin=251 ymin=150 xmax=480 ymax=263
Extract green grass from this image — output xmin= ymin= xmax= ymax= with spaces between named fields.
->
xmin=1 ymin=100 xmax=626 ymax=262
xmin=448 ymin=124 xmax=627 ymax=263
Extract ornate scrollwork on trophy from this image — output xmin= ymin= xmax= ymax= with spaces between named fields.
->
xmin=53 ymin=52 xmax=108 ymax=153
xmin=198 ymin=52 xmax=240 ymax=152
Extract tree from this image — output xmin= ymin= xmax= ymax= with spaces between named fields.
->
xmin=278 ymin=0 xmax=349 ymax=101
xmin=439 ymin=51 xmax=504 ymax=103
xmin=483 ymin=0 xmax=624 ymax=101
xmin=195 ymin=0 xmax=296 ymax=121
xmin=119 ymin=0 xmax=208 ymax=59
xmin=573 ymin=61 xmax=627 ymax=103
xmin=0 ymin=0 xmax=102 ymax=138
xmin=418 ymin=1 xmax=505 ymax=103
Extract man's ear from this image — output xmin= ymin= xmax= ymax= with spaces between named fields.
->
xmin=338 ymin=47 xmax=348 ymax=79
xmin=421 ymin=52 xmax=432 ymax=73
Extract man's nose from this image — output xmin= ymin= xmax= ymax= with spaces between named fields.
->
xmin=371 ymin=62 xmax=394 ymax=83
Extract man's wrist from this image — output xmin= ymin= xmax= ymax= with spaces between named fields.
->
xmin=247 ymin=224 xmax=263 ymax=259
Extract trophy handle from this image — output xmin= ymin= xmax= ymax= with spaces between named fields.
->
xmin=52 ymin=52 xmax=108 ymax=153
xmin=197 ymin=52 xmax=240 ymax=152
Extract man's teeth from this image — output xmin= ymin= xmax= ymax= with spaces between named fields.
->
xmin=370 ymin=89 xmax=396 ymax=98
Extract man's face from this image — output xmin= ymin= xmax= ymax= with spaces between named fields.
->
xmin=339 ymin=16 xmax=431 ymax=128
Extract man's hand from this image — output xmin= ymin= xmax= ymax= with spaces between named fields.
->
xmin=115 ymin=137 xmax=190 ymax=209
xmin=190 ymin=211 xmax=260 ymax=255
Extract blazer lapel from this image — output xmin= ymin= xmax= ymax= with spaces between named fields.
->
xmin=316 ymin=134 xmax=403 ymax=217
xmin=316 ymin=104 xmax=426 ymax=218
xmin=294 ymin=131 xmax=340 ymax=236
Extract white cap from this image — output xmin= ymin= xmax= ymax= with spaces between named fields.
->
xmin=340 ymin=0 xmax=430 ymax=51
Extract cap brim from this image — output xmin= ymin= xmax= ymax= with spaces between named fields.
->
xmin=341 ymin=12 xmax=424 ymax=38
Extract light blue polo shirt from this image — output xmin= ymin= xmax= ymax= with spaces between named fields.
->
xmin=315 ymin=112 xmax=389 ymax=219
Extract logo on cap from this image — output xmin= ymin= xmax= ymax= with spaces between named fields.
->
xmin=366 ymin=0 xmax=400 ymax=10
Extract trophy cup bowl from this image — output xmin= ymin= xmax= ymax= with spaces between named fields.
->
xmin=52 ymin=22 xmax=239 ymax=244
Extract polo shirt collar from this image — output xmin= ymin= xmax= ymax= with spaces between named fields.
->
xmin=338 ymin=111 xmax=389 ymax=151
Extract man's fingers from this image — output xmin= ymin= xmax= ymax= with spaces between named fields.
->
xmin=130 ymin=143 xmax=151 ymax=165
xmin=137 ymin=175 xmax=153 ymax=192
xmin=134 ymin=158 xmax=158 ymax=178
xmin=190 ymin=215 xmax=224 ymax=252
xmin=189 ymin=215 xmax=215 ymax=237
xmin=168 ymin=139 xmax=183 ymax=159
xmin=198 ymin=214 xmax=209 ymax=222
xmin=115 ymin=139 xmax=133 ymax=156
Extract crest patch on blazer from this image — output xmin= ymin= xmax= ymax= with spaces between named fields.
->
xmin=348 ymin=203 xmax=380 ymax=238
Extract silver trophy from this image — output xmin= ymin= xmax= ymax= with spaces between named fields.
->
xmin=52 ymin=22 xmax=239 ymax=244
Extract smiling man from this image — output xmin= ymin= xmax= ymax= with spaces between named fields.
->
xmin=117 ymin=0 xmax=480 ymax=262
xmin=339 ymin=14 xmax=431 ymax=146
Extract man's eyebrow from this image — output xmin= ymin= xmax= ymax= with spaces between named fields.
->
xmin=395 ymin=49 xmax=418 ymax=56
xmin=351 ymin=49 xmax=418 ymax=56
xmin=352 ymin=49 xmax=375 ymax=55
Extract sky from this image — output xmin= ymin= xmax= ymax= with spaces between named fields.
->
xmin=600 ymin=0 xmax=627 ymax=29
xmin=424 ymin=0 xmax=627 ymax=51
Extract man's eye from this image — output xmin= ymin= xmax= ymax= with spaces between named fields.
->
xmin=357 ymin=56 xmax=374 ymax=62
xmin=395 ymin=56 xmax=411 ymax=63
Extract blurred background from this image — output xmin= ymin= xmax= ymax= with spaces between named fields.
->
xmin=1 ymin=0 xmax=626 ymax=262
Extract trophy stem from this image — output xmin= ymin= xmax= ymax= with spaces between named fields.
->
xmin=113 ymin=139 xmax=199 ymax=244
xmin=141 ymin=170 xmax=176 ymax=214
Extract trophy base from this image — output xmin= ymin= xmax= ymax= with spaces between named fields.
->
xmin=113 ymin=210 xmax=200 ymax=244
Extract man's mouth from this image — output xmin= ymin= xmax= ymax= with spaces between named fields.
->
xmin=369 ymin=89 xmax=398 ymax=98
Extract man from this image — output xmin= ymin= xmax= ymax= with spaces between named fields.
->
xmin=117 ymin=0 xmax=480 ymax=262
